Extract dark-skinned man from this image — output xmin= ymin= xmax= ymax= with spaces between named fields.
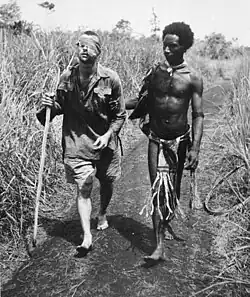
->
xmin=126 ymin=22 xmax=204 ymax=261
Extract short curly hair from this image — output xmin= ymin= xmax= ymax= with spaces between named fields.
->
xmin=162 ymin=22 xmax=194 ymax=51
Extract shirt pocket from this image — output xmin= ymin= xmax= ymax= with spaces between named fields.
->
xmin=92 ymin=87 xmax=112 ymax=112
xmin=93 ymin=87 xmax=112 ymax=100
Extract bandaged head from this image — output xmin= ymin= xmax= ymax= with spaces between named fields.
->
xmin=76 ymin=31 xmax=101 ymax=57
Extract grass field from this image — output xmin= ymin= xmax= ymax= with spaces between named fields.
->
xmin=0 ymin=28 xmax=249 ymax=296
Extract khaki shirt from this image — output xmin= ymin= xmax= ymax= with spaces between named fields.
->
xmin=37 ymin=63 xmax=126 ymax=160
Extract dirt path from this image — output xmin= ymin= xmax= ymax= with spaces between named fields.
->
xmin=1 ymin=81 xmax=232 ymax=297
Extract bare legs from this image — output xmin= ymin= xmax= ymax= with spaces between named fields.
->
xmin=77 ymin=177 xmax=114 ymax=248
xmin=145 ymin=140 xmax=166 ymax=260
xmin=145 ymin=209 xmax=165 ymax=261
xmin=145 ymin=139 xmax=187 ymax=261
xmin=77 ymin=189 xmax=93 ymax=249
xmin=77 ymin=175 xmax=94 ymax=249
xmin=97 ymin=180 xmax=114 ymax=229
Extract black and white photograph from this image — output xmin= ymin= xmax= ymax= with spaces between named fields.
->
xmin=0 ymin=1 xmax=249 ymax=296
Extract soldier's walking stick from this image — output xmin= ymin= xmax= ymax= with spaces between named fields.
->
xmin=32 ymin=53 xmax=75 ymax=248
xmin=33 ymin=106 xmax=51 ymax=247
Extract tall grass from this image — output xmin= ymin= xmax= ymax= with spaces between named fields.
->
xmin=0 ymin=31 xmax=65 ymax=246
xmin=198 ymin=56 xmax=250 ymax=296
xmin=1 ymin=27 xmax=248 ymax=293
xmin=221 ymin=57 xmax=250 ymax=296
xmin=0 ymin=30 xmax=163 ymax=247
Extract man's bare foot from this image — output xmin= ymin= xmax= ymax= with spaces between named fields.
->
xmin=97 ymin=214 xmax=109 ymax=230
xmin=77 ymin=234 xmax=92 ymax=250
xmin=164 ymin=223 xmax=175 ymax=240
xmin=164 ymin=229 xmax=174 ymax=240
xmin=76 ymin=234 xmax=93 ymax=257
xmin=144 ymin=246 xmax=165 ymax=262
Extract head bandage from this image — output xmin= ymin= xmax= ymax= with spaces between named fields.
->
xmin=76 ymin=33 xmax=101 ymax=56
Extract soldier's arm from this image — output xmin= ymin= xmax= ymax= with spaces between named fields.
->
xmin=36 ymin=70 xmax=70 ymax=125
xmin=108 ymin=73 xmax=126 ymax=135
xmin=36 ymin=91 xmax=66 ymax=125
xmin=93 ymin=72 xmax=126 ymax=150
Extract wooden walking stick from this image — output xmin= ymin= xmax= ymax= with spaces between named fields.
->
xmin=32 ymin=53 xmax=76 ymax=248
xmin=190 ymin=169 xmax=203 ymax=210
xmin=33 ymin=106 xmax=51 ymax=247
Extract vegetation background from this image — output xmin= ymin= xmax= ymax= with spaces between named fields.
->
xmin=0 ymin=1 xmax=249 ymax=296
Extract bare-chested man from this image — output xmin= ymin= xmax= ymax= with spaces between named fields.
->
xmin=126 ymin=22 xmax=204 ymax=261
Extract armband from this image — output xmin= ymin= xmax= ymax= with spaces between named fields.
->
xmin=192 ymin=112 xmax=204 ymax=119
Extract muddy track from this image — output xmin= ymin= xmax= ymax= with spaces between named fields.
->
xmin=1 ymin=81 xmax=232 ymax=297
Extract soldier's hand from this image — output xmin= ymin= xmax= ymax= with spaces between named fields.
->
xmin=185 ymin=149 xmax=199 ymax=170
xmin=42 ymin=92 xmax=55 ymax=107
xmin=93 ymin=132 xmax=111 ymax=150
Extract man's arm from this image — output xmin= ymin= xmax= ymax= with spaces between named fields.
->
xmin=125 ymin=67 xmax=155 ymax=122
xmin=191 ymin=75 xmax=204 ymax=152
xmin=36 ymin=90 xmax=65 ymax=125
xmin=125 ymin=83 xmax=149 ymax=111
xmin=93 ymin=73 xmax=126 ymax=150
xmin=185 ymin=75 xmax=204 ymax=170
xmin=125 ymin=67 xmax=154 ymax=111
xmin=108 ymin=73 xmax=127 ymax=135
xmin=36 ymin=70 xmax=71 ymax=125
xmin=125 ymin=97 xmax=139 ymax=110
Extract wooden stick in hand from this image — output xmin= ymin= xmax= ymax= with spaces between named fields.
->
xmin=190 ymin=169 xmax=203 ymax=210
xmin=33 ymin=106 xmax=51 ymax=247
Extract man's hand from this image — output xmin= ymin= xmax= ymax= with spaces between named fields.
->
xmin=93 ymin=132 xmax=111 ymax=150
xmin=42 ymin=92 xmax=55 ymax=107
xmin=185 ymin=149 xmax=199 ymax=170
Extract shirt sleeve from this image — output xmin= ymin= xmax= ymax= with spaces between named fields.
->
xmin=108 ymin=73 xmax=127 ymax=134
xmin=36 ymin=86 xmax=66 ymax=125
xmin=36 ymin=67 xmax=75 ymax=125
